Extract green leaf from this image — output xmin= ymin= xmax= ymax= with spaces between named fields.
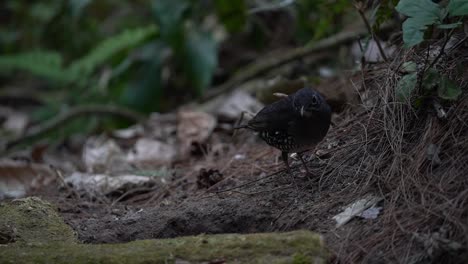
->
xmin=0 ymin=50 xmax=62 ymax=69
xmin=396 ymin=0 xmax=443 ymax=47
xmin=422 ymin=68 xmax=440 ymax=91
xmin=396 ymin=0 xmax=443 ymax=19
xmin=448 ymin=0 xmax=468 ymax=16
xmin=0 ymin=51 xmax=75 ymax=83
xmin=214 ymin=0 xmax=247 ymax=33
xmin=183 ymin=29 xmax=218 ymax=95
xmin=400 ymin=20 xmax=426 ymax=47
xmin=438 ymin=76 xmax=461 ymax=100
xmin=397 ymin=72 xmax=417 ymax=101
xmin=69 ymin=25 xmax=158 ymax=76
xmin=121 ymin=42 xmax=165 ymax=113
xmin=401 ymin=61 xmax=417 ymax=72
xmin=437 ymin=22 xmax=462 ymax=29
xmin=153 ymin=0 xmax=189 ymax=45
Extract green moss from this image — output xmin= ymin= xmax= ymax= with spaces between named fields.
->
xmin=293 ymin=253 xmax=313 ymax=264
xmin=0 ymin=197 xmax=76 ymax=245
xmin=0 ymin=197 xmax=329 ymax=263
xmin=1 ymin=231 xmax=328 ymax=264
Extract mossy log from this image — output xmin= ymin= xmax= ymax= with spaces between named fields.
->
xmin=0 ymin=197 xmax=328 ymax=264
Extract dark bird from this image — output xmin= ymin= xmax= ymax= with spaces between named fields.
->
xmin=237 ymin=87 xmax=331 ymax=175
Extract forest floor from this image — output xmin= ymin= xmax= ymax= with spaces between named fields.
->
xmin=33 ymin=127 xmax=357 ymax=255
xmin=3 ymin=37 xmax=468 ymax=263
xmin=13 ymin=90 xmax=387 ymax=261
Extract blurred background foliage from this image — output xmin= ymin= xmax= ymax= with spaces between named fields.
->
xmin=0 ymin=0 xmax=358 ymax=118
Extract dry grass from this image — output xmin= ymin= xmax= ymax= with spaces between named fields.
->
xmin=323 ymin=42 xmax=468 ymax=263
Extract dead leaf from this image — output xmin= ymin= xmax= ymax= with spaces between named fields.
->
xmin=126 ymin=138 xmax=177 ymax=166
xmin=332 ymin=195 xmax=382 ymax=228
xmin=0 ymin=160 xmax=55 ymax=200
xmin=197 ymin=168 xmax=223 ymax=189
xmin=351 ymin=40 xmax=395 ymax=63
xmin=65 ymin=172 xmax=154 ymax=195
xmin=177 ymin=111 xmax=216 ymax=156
xmin=112 ymin=124 xmax=144 ymax=139
xmin=146 ymin=113 xmax=178 ymax=142
xmin=0 ymin=107 xmax=28 ymax=136
xmin=358 ymin=206 xmax=382 ymax=220
xmin=82 ymin=136 xmax=126 ymax=173
xmin=216 ymin=91 xmax=264 ymax=120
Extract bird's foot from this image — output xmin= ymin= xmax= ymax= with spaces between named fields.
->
xmin=297 ymin=152 xmax=313 ymax=178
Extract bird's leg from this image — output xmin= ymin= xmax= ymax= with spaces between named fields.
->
xmin=281 ymin=151 xmax=291 ymax=174
xmin=281 ymin=151 xmax=300 ymax=191
xmin=297 ymin=152 xmax=311 ymax=176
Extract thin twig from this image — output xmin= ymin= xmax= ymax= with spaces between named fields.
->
xmin=111 ymin=186 xmax=159 ymax=206
xmin=53 ymin=167 xmax=81 ymax=199
xmin=354 ymin=1 xmax=388 ymax=62
xmin=425 ymin=31 xmax=453 ymax=72
xmin=201 ymin=21 xmax=395 ymax=102
xmin=5 ymin=104 xmax=145 ymax=150
xmin=417 ymin=30 xmax=453 ymax=92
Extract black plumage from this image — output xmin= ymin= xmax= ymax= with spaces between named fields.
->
xmin=239 ymin=87 xmax=331 ymax=174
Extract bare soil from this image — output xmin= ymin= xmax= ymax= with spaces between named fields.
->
xmin=33 ymin=137 xmax=359 ymax=256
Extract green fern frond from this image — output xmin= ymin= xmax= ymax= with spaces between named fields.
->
xmin=0 ymin=51 xmax=76 ymax=83
xmin=69 ymin=24 xmax=158 ymax=76
xmin=0 ymin=25 xmax=158 ymax=86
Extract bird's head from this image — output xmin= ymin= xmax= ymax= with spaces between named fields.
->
xmin=292 ymin=88 xmax=330 ymax=118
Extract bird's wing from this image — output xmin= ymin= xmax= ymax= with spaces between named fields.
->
xmin=247 ymin=98 xmax=295 ymax=131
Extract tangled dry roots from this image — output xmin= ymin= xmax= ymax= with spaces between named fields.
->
xmin=323 ymin=46 xmax=468 ymax=263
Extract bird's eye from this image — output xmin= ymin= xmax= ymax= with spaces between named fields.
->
xmin=310 ymin=95 xmax=318 ymax=106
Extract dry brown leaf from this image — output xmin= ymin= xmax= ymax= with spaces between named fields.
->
xmin=351 ymin=40 xmax=395 ymax=63
xmin=126 ymin=138 xmax=177 ymax=166
xmin=112 ymin=124 xmax=144 ymax=139
xmin=82 ymin=136 xmax=126 ymax=173
xmin=65 ymin=172 xmax=154 ymax=195
xmin=177 ymin=111 xmax=216 ymax=156
xmin=0 ymin=160 xmax=55 ymax=200
xmin=0 ymin=107 xmax=28 ymax=136
xmin=216 ymin=91 xmax=264 ymax=120
xmin=146 ymin=113 xmax=178 ymax=142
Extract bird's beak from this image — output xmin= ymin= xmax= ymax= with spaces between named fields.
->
xmin=300 ymin=106 xmax=304 ymax=117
